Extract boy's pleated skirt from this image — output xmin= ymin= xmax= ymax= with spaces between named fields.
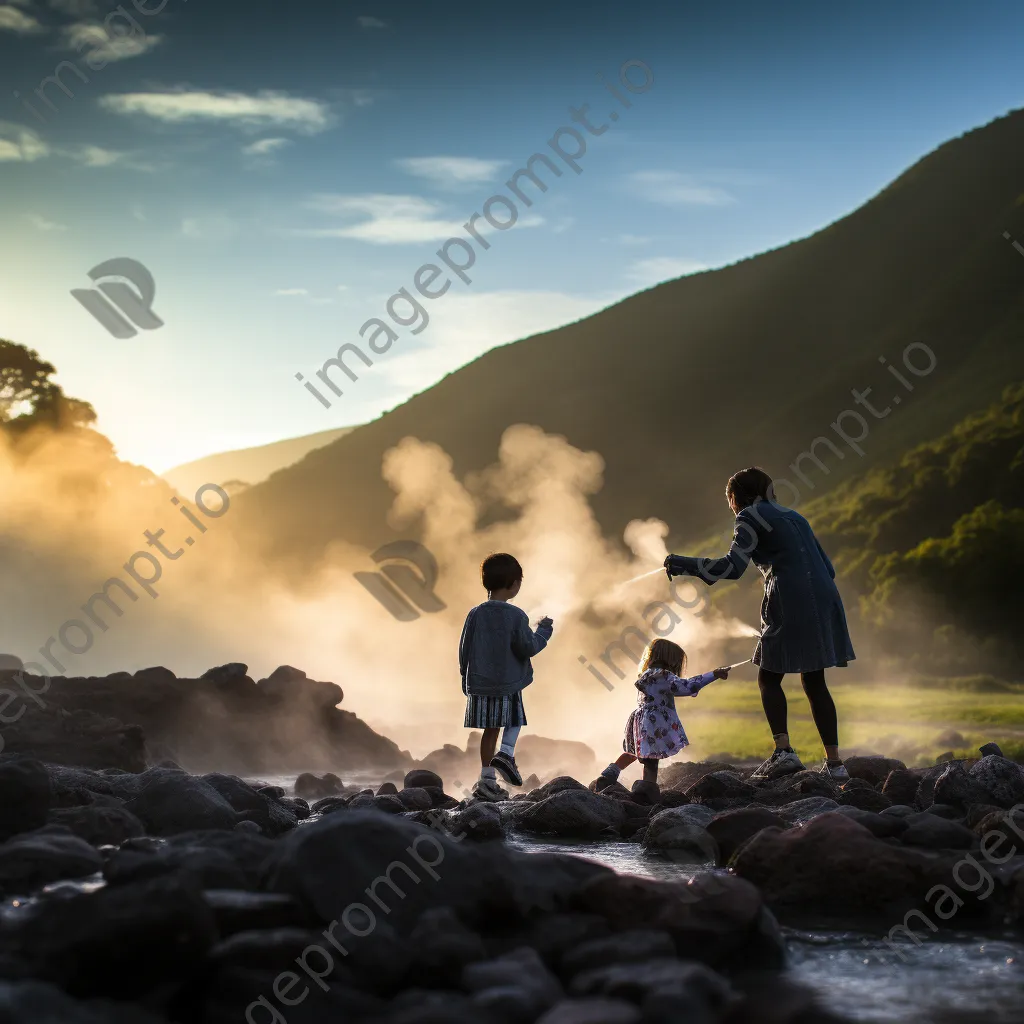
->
xmin=464 ymin=692 xmax=527 ymax=728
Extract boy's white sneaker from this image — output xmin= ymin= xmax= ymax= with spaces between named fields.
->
xmin=750 ymin=748 xmax=804 ymax=780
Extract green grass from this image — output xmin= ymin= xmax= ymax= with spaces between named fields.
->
xmin=681 ymin=678 xmax=1024 ymax=766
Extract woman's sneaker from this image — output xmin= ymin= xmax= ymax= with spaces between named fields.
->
xmin=489 ymin=751 xmax=523 ymax=787
xmin=750 ymin=748 xmax=804 ymax=780
xmin=818 ymin=758 xmax=850 ymax=782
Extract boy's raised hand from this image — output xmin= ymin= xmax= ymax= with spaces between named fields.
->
xmin=713 ymin=666 xmax=731 ymax=679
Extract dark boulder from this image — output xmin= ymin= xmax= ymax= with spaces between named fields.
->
xmin=686 ymin=771 xmax=756 ymax=804
xmin=0 ymin=756 xmax=50 ymax=841
xmin=837 ymin=784 xmax=891 ymax=813
xmin=777 ymin=797 xmax=839 ymax=824
xmin=49 ymin=802 xmax=145 ymax=846
xmin=731 ymin=812 xmax=961 ymax=921
xmin=881 ymin=769 xmax=920 ymax=807
xmin=659 ymin=761 xmax=736 ymax=792
xmin=573 ymin=871 xmax=785 ymax=970
xmin=833 ymin=805 xmax=908 ymax=839
xmin=559 ymin=930 xmax=675 ymax=978
xmin=405 ymin=769 xmax=444 ymax=790
xmin=12 ymin=872 xmax=217 ymax=998
xmin=127 ymin=771 xmax=237 ymax=835
xmin=843 ymin=756 xmax=907 ymax=787
xmin=512 ymin=790 xmax=628 ymax=838
xmin=969 ymin=755 xmax=1024 ymax=808
xmin=0 ymin=826 xmax=102 ymax=894
xmin=979 ymin=742 xmax=1004 ymax=758
xmin=536 ymin=999 xmax=640 ymax=1024
xmin=294 ymin=772 xmax=344 ymax=800
xmin=202 ymin=773 xmax=297 ymax=836
xmin=706 ymin=807 xmax=789 ymax=865
xmin=899 ymin=812 xmax=977 ymax=850
xmin=641 ymin=807 xmax=717 ymax=862
xmin=462 ymin=946 xmax=562 ymax=1018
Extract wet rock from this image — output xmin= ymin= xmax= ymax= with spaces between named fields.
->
xmin=0 ymin=981 xmax=169 ymax=1023
xmin=513 ymin=790 xmax=628 ymax=838
xmin=843 ymin=756 xmax=907 ymax=787
xmin=0 ymin=757 xmax=51 ymax=841
xmin=279 ymin=797 xmax=309 ymax=819
xmin=13 ymin=872 xmax=218 ymax=998
xmin=969 ymin=755 xmax=1024 ymax=808
xmin=408 ymin=906 xmax=487 ymax=987
xmin=574 ymin=871 xmax=785 ymax=970
xmin=755 ymin=770 xmax=836 ymax=802
xmin=294 ymin=772 xmax=344 ymax=800
xmin=559 ymin=930 xmax=675 ymax=978
xmin=641 ymin=807 xmax=717 ymax=863
xmin=900 ymin=812 xmax=977 ymax=850
xmin=397 ymin=787 xmax=433 ymax=811
xmin=127 ymin=771 xmax=237 ymax=835
xmin=836 ymin=783 xmax=891 ymax=813
xmin=372 ymin=794 xmax=407 ymax=814
xmin=451 ymin=801 xmax=503 ymax=840
xmin=777 ymin=797 xmax=839 ymax=824
xmin=462 ymin=947 xmax=562 ymax=1017
xmin=628 ymin=780 xmax=661 ymax=805
xmin=378 ymin=782 xmax=399 ymax=795
xmin=405 ymin=769 xmax=443 ymax=790
xmin=932 ymin=762 xmax=991 ymax=810
xmin=590 ymin=778 xmax=631 ymax=799
xmin=686 ymin=771 xmax=756 ymax=804
xmin=536 ymin=999 xmax=641 ymax=1024
xmin=309 ymin=796 xmax=348 ymax=816
xmin=201 ymin=890 xmax=309 ymax=936
xmin=880 ymin=804 xmax=917 ymax=818
xmin=979 ymin=742 xmax=1004 ymax=758
xmin=731 ymin=812 xmax=958 ymax=920
xmin=568 ymin=958 xmax=734 ymax=1019
xmin=49 ymin=803 xmax=145 ymax=846
xmin=834 ymin=805 xmax=908 ymax=839
xmin=0 ymin=826 xmax=102 ymax=894
xmin=706 ymin=807 xmax=790 ymax=865
xmin=659 ymin=761 xmax=736 ymax=793
xmin=202 ymin=773 xmax=297 ymax=836
xmin=881 ymin=769 xmax=920 ymax=807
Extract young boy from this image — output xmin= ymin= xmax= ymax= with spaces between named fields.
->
xmin=459 ymin=552 xmax=553 ymax=800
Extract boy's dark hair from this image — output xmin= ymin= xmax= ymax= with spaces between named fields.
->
xmin=726 ymin=467 xmax=774 ymax=509
xmin=481 ymin=552 xmax=523 ymax=593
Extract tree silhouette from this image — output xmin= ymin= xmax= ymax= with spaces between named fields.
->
xmin=0 ymin=339 xmax=96 ymax=435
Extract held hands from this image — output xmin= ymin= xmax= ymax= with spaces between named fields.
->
xmin=713 ymin=666 xmax=731 ymax=680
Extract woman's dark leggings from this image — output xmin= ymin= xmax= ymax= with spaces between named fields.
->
xmin=758 ymin=668 xmax=839 ymax=747
xmin=639 ymin=757 xmax=659 ymax=783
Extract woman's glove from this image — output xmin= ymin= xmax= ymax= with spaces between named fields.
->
xmin=664 ymin=555 xmax=688 ymax=579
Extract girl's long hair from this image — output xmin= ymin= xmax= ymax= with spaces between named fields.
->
xmin=639 ymin=638 xmax=686 ymax=676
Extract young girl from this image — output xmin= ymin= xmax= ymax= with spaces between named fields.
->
xmin=599 ymin=639 xmax=730 ymax=787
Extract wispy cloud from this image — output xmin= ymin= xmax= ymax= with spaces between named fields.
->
xmin=242 ymin=137 xmax=292 ymax=157
xmin=630 ymin=170 xmax=735 ymax=207
xmin=357 ymin=15 xmax=387 ymax=28
xmin=0 ymin=122 xmax=50 ymax=162
xmin=627 ymin=256 xmax=707 ymax=285
xmin=62 ymin=21 xmax=161 ymax=61
xmin=181 ymin=214 xmax=239 ymax=241
xmin=299 ymin=193 xmax=542 ymax=245
xmin=101 ymin=89 xmax=332 ymax=134
xmin=26 ymin=212 xmax=68 ymax=232
xmin=395 ymin=155 xmax=507 ymax=188
xmin=0 ymin=5 xmax=44 ymax=33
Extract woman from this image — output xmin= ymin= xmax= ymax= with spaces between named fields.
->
xmin=664 ymin=467 xmax=854 ymax=781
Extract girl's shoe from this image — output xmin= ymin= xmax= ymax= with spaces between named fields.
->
xmin=818 ymin=758 xmax=850 ymax=782
xmin=490 ymin=751 xmax=523 ymax=787
xmin=750 ymin=748 xmax=804 ymax=780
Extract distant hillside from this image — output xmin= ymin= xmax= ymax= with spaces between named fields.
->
xmin=235 ymin=108 xmax=1024 ymax=562
xmin=804 ymin=382 xmax=1024 ymax=671
xmin=164 ymin=427 xmax=354 ymax=495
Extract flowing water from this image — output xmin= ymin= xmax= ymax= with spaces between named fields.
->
xmin=505 ymin=837 xmax=1024 ymax=1023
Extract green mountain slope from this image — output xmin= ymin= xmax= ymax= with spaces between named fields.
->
xmin=236 ymin=108 xmax=1024 ymax=562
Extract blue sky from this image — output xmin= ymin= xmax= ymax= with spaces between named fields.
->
xmin=1 ymin=0 xmax=1023 ymax=470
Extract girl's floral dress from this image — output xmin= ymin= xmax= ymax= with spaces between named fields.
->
xmin=623 ymin=667 xmax=717 ymax=759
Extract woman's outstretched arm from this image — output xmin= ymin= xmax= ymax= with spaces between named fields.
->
xmin=664 ymin=509 xmax=759 ymax=585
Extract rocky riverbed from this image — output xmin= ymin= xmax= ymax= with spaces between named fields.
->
xmin=0 ymin=737 xmax=1023 ymax=1023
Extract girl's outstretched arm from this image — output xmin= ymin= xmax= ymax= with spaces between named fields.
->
xmin=666 ymin=670 xmax=718 ymax=697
